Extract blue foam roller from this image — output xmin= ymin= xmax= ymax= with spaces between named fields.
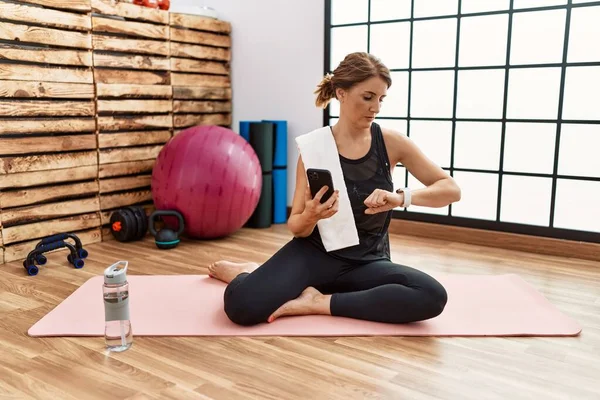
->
xmin=263 ymin=120 xmax=287 ymax=167
xmin=273 ymin=168 xmax=288 ymax=224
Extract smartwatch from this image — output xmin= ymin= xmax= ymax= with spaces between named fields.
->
xmin=395 ymin=187 xmax=412 ymax=208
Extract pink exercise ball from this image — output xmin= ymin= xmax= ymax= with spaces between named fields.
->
xmin=151 ymin=125 xmax=262 ymax=239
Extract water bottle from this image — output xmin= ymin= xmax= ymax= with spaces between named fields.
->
xmin=103 ymin=260 xmax=133 ymax=352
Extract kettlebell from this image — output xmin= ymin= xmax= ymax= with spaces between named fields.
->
xmin=148 ymin=210 xmax=185 ymax=249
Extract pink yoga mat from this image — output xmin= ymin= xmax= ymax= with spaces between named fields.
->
xmin=28 ymin=274 xmax=581 ymax=337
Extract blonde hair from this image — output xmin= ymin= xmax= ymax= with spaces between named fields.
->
xmin=314 ymin=52 xmax=392 ymax=109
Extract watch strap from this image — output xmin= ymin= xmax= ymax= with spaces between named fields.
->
xmin=396 ymin=187 xmax=412 ymax=208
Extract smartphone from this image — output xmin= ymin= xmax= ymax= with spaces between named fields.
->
xmin=307 ymin=168 xmax=335 ymax=203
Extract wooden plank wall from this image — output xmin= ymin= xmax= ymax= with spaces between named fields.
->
xmin=0 ymin=1 xmax=233 ymax=263
xmin=91 ymin=0 xmax=172 ymax=239
xmin=0 ymin=0 xmax=102 ymax=263
xmin=169 ymin=13 xmax=232 ymax=133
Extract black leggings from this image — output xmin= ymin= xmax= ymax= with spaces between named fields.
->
xmin=223 ymin=237 xmax=448 ymax=326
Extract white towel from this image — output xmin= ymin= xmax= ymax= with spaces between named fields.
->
xmin=295 ymin=126 xmax=360 ymax=252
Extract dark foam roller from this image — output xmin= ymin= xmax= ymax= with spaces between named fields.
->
xmin=247 ymin=172 xmax=272 ymax=228
xmin=249 ymin=122 xmax=274 ymax=172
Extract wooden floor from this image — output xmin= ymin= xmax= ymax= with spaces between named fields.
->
xmin=0 ymin=224 xmax=599 ymax=400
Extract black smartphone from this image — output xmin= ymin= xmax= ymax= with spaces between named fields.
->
xmin=307 ymin=168 xmax=335 ymax=203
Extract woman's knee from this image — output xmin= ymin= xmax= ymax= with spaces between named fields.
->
xmin=424 ymin=278 xmax=448 ymax=318
xmin=223 ymin=279 xmax=271 ymax=326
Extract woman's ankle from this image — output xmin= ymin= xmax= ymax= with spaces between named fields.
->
xmin=313 ymin=294 xmax=332 ymax=315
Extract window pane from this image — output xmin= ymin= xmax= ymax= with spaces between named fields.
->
xmin=558 ymin=124 xmax=600 ymax=178
xmin=329 ymin=117 xmax=339 ymax=126
xmin=456 ymin=69 xmax=506 ymax=119
xmin=504 ymin=122 xmax=556 ymax=174
xmin=554 ymin=179 xmax=600 ymax=233
xmin=331 ymin=0 xmax=368 ymax=25
xmin=461 ymin=0 xmax=510 ymax=13
xmin=370 ymin=22 xmax=411 ymax=69
xmin=513 ymin=0 xmax=567 ymax=9
xmin=412 ymin=18 xmax=457 ymax=68
xmin=378 ymin=71 xmax=409 ymax=117
xmin=572 ymin=0 xmax=599 ymax=3
xmin=407 ymin=173 xmax=449 ymax=215
xmin=410 ymin=70 xmax=455 ymax=118
xmin=506 ymin=67 xmax=561 ymax=119
xmin=329 ymin=98 xmax=340 ymax=117
xmin=459 ymin=14 xmax=509 ymax=67
xmin=370 ymin=0 xmax=411 ymax=21
xmin=568 ymin=6 xmax=600 ymax=62
xmin=330 ymin=26 xmax=368 ymax=71
xmin=454 ymin=122 xmax=502 ymax=171
xmin=414 ymin=0 xmax=458 ymax=18
xmin=510 ymin=10 xmax=566 ymax=65
xmin=375 ymin=119 xmax=408 ymax=134
xmin=500 ymin=176 xmax=552 ymax=226
xmin=451 ymin=171 xmax=498 ymax=220
xmin=562 ymin=67 xmax=600 ymax=121
xmin=409 ymin=120 xmax=452 ymax=168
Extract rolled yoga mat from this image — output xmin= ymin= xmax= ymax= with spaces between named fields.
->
xmin=248 ymin=122 xmax=274 ymax=173
xmin=28 ymin=273 xmax=581 ymax=337
xmin=272 ymin=168 xmax=287 ymax=224
xmin=241 ymin=121 xmax=275 ymax=228
xmin=246 ymin=171 xmax=272 ymax=229
xmin=263 ymin=120 xmax=288 ymax=224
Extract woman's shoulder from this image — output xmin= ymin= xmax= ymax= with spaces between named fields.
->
xmin=378 ymin=124 xmax=410 ymax=162
xmin=378 ymin=124 xmax=407 ymax=141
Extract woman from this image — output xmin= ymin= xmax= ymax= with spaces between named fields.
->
xmin=208 ymin=52 xmax=461 ymax=326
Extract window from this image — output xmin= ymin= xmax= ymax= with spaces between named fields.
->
xmin=325 ymin=0 xmax=600 ymax=243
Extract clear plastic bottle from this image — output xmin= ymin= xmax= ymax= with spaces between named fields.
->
xmin=103 ymin=261 xmax=133 ymax=352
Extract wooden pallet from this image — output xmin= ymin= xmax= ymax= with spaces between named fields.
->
xmin=169 ymin=12 xmax=232 ymax=133
xmin=91 ymin=0 xmax=172 ymax=238
xmin=0 ymin=0 xmax=102 ymax=263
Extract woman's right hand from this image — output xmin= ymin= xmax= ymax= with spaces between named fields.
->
xmin=303 ymin=185 xmax=339 ymax=223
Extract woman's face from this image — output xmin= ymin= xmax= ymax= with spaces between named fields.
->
xmin=337 ymin=76 xmax=388 ymax=129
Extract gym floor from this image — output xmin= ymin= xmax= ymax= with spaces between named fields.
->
xmin=0 ymin=225 xmax=598 ymax=399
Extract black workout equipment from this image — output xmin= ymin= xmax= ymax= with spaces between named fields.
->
xmin=24 ymin=233 xmax=88 ymax=276
xmin=148 ymin=210 xmax=185 ymax=249
xmin=246 ymin=122 xmax=274 ymax=229
xmin=32 ymin=232 xmax=89 ymax=266
xmin=247 ymin=173 xmax=273 ymax=229
xmin=249 ymin=122 xmax=274 ymax=172
xmin=110 ymin=206 xmax=148 ymax=242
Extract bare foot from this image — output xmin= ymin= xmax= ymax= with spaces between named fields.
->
xmin=208 ymin=260 xmax=259 ymax=284
xmin=268 ymin=287 xmax=331 ymax=323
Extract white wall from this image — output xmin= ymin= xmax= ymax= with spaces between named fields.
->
xmin=172 ymin=0 xmax=326 ymax=206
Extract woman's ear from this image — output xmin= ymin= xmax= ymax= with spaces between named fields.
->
xmin=336 ymin=88 xmax=345 ymax=103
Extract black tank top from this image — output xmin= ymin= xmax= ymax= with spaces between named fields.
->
xmin=305 ymin=122 xmax=394 ymax=263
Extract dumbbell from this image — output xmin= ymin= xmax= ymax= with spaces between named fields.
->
xmin=110 ymin=206 xmax=149 ymax=242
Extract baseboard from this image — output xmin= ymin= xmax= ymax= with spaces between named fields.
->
xmin=388 ymin=219 xmax=600 ymax=262
xmin=286 ymin=207 xmax=599 ymax=262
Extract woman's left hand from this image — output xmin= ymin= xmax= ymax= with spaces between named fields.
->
xmin=363 ymin=189 xmax=403 ymax=214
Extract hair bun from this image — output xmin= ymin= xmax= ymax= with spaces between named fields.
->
xmin=314 ymin=72 xmax=337 ymax=108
